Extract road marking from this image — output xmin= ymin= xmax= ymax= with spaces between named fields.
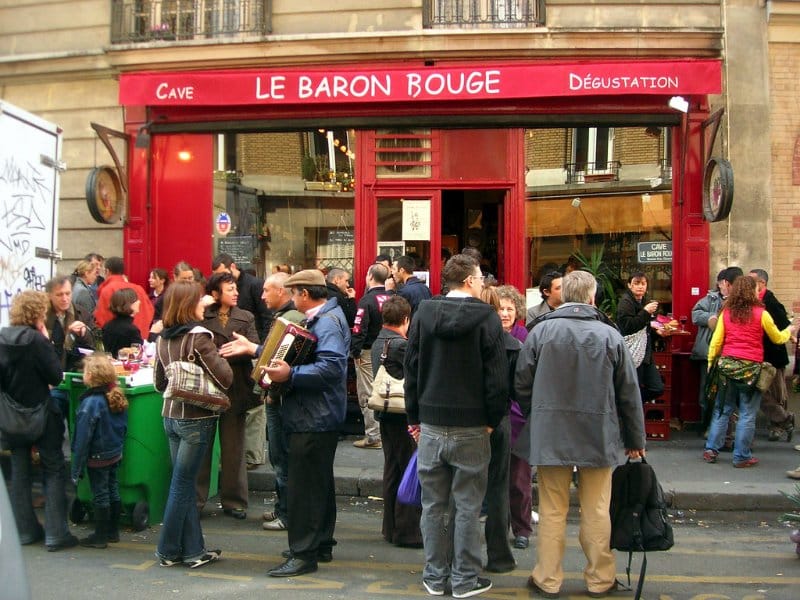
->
xmin=187 ymin=572 xmax=252 ymax=582
xmin=265 ymin=576 xmax=345 ymax=589
xmin=110 ymin=560 xmax=157 ymax=571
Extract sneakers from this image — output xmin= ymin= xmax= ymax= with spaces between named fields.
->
xmin=513 ymin=535 xmax=529 ymax=549
xmin=46 ymin=534 xmax=79 ymax=552
xmin=353 ymin=437 xmax=382 ymax=449
xmin=184 ymin=550 xmax=221 ymax=569
xmin=702 ymin=449 xmax=718 ymax=463
xmin=262 ymin=510 xmax=277 ymax=521
xmin=263 ymin=516 xmax=288 ymax=530
xmin=159 ymin=557 xmax=181 ymax=567
xmin=733 ymin=457 xmax=759 ymax=468
xmin=786 ymin=467 xmax=800 ymax=480
xmin=452 ymin=577 xmax=492 ymax=599
xmin=422 ymin=580 xmax=445 ymax=596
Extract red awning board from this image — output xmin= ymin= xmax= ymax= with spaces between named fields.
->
xmin=119 ymin=59 xmax=722 ymax=107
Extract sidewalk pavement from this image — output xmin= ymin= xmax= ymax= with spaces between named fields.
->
xmin=249 ymin=386 xmax=800 ymax=513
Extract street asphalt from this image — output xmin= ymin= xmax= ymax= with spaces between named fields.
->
xmin=248 ymin=386 xmax=800 ymax=513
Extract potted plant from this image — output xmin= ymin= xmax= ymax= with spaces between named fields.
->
xmin=572 ymin=246 xmax=619 ymax=317
xmin=779 ymin=483 xmax=800 ymax=556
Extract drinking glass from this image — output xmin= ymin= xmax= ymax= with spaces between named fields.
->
xmin=679 ymin=315 xmax=688 ymax=331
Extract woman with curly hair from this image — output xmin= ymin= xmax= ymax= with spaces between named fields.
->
xmin=0 ymin=290 xmax=72 ymax=550
xmin=704 ymin=276 xmax=798 ymax=467
xmin=71 ymin=354 xmax=128 ymax=548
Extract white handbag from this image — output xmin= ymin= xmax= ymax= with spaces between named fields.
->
xmin=367 ymin=338 xmax=405 ymax=414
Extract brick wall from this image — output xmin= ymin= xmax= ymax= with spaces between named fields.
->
xmin=769 ymin=42 xmax=800 ymax=315
xmin=616 ymin=128 xmax=661 ymax=165
xmin=525 ymin=129 xmax=568 ymax=169
xmin=238 ymin=132 xmax=303 ymax=177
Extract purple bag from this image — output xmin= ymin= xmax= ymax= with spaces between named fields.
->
xmin=397 ymin=449 xmax=422 ymax=507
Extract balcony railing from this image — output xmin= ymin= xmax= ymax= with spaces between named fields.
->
xmin=110 ymin=0 xmax=271 ymax=44
xmin=565 ymin=161 xmax=622 ymax=185
xmin=423 ymin=0 xmax=545 ymax=28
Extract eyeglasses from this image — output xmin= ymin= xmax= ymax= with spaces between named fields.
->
xmin=464 ymin=274 xmax=486 ymax=284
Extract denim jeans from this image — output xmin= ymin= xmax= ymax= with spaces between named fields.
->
xmin=706 ymin=379 xmax=761 ymax=463
xmin=266 ymin=403 xmax=289 ymax=523
xmin=156 ymin=417 xmax=217 ymax=563
xmin=9 ymin=397 xmax=72 ymax=545
xmin=87 ymin=462 xmax=120 ymax=507
xmin=417 ymin=424 xmax=490 ymax=594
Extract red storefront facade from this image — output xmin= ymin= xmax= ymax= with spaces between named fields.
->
xmin=119 ymin=58 xmax=722 ymax=425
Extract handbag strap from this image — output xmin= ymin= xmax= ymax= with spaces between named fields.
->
xmin=380 ymin=338 xmax=392 ymax=365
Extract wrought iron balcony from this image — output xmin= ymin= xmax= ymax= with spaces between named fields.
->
xmin=423 ymin=0 xmax=545 ymax=28
xmin=110 ymin=0 xmax=271 ymax=44
xmin=565 ymin=161 xmax=622 ymax=185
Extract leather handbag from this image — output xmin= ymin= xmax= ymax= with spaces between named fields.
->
xmin=367 ymin=338 xmax=405 ymax=414
xmin=623 ymin=327 xmax=648 ymax=368
xmin=160 ymin=332 xmax=230 ymax=413
xmin=0 ymin=390 xmax=48 ymax=445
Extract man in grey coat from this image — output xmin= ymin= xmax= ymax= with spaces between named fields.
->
xmin=514 ymin=270 xmax=645 ymax=598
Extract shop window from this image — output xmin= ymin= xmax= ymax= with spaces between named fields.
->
xmin=377 ymin=198 xmax=431 ymax=285
xmin=212 ymin=130 xmax=355 ymax=277
xmin=567 ymin=127 xmax=619 ymax=183
xmin=525 ymin=193 xmax=673 ymax=314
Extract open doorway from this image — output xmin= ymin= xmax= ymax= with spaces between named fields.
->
xmin=441 ymin=189 xmax=505 ymax=282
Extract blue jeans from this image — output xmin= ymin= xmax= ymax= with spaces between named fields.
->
xmin=87 ymin=462 xmax=120 ymax=507
xmin=266 ymin=403 xmax=289 ymax=523
xmin=9 ymin=397 xmax=72 ymax=546
xmin=417 ymin=424 xmax=490 ymax=594
xmin=706 ymin=380 xmax=761 ymax=463
xmin=156 ymin=417 xmax=217 ymax=563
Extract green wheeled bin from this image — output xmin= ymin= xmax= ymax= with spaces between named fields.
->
xmin=62 ymin=372 xmax=220 ymax=531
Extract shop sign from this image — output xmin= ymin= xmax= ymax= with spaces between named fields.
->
xmin=119 ymin=60 xmax=722 ymax=107
xmin=216 ymin=212 xmax=231 ymax=236
xmin=637 ymin=241 xmax=672 ymax=264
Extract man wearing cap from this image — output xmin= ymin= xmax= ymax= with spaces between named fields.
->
xmin=220 ymin=269 xmax=350 ymax=578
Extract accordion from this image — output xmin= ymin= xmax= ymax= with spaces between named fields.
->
xmin=251 ymin=317 xmax=317 ymax=395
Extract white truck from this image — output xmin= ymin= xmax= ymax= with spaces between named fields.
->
xmin=0 ymin=100 xmax=63 ymax=327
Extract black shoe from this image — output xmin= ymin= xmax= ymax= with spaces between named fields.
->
xmin=484 ymin=561 xmax=515 ymax=573
xmin=527 ymin=576 xmax=559 ymax=598
xmin=46 ymin=534 xmax=79 ymax=552
xmin=223 ymin=508 xmax=247 ymax=520
xmin=452 ymin=577 xmax=492 ymax=598
xmin=267 ymin=557 xmax=318 ymax=577
xmin=281 ymin=548 xmax=332 ymax=563
xmin=184 ymin=550 xmax=221 ymax=569
xmin=513 ymin=535 xmax=529 ymax=549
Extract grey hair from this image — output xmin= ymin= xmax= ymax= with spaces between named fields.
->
xmin=749 ymin=268 xmax=768 ymax=284
xmin=561 ymin=270 xmax=597 ymax=304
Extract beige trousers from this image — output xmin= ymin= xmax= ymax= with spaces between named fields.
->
xmin=355 ymin=349 xmax=380 ymax=441
xmin=532 ymin=465 xmax=616 ymax=595
xmin=243 ymin=404 xmax=266 ymax=465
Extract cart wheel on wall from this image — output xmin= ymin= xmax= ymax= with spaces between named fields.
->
xmin=131 ymin=501 xmax=149 ymax=531
xmin=69 ymin=498 xmax=86 ymax=525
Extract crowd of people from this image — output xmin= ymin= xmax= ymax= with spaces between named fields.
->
xmin=1 ymin=248 xmax=799 ymax=597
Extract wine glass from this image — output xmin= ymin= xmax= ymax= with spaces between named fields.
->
xmin=679 ymin=315 xmax=688 ymax=332
xmin=131 ymin=343 xmax=142 ymax=359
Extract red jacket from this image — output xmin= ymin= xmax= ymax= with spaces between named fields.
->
xmin=94 ymin=274 xmax=155 ymax=341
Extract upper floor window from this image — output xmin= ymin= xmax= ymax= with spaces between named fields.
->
xmin=111 ymin=0 xmax=271 ymax=43
xmin=423 ymin=0 xmax=544 ymax=28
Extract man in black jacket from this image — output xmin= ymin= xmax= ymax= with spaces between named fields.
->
xmin=212 ymin=253 xmax=272 ymax=341
xmin=404 ymin=254 xmax=507 ymax=599
xmin=393 ymin=255 xmax=431 ymax=316
xmin=324 ymin=268 xmax=357 ymax=327
xmin=749 ymin=269 xmax=794 ymax=441
xmin=350 ymin=263 xmax=392 ymax=449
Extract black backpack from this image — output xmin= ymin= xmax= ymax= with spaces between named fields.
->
xmin=610 ymin=458 xmax=674 ymax=599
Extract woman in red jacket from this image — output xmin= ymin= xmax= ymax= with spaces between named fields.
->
xmin=703 ymin=276 xmax=798 ymax=467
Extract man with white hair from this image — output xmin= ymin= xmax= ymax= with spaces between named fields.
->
xmin=515 ymin=270 xmax=645 ymax=598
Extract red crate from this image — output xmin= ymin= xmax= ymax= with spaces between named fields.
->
xmin=645 ymin=420 xmax=670 ymax=441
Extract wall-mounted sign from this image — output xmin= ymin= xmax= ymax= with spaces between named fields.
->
xmin=702 ymin=157 xmax=734 ymax=222
xmin=637 ymin=241 xmax=673 ymax=264
xmin=85 ymin=166 xmax=124 ymax=224
xmin=402 ymin=199 xmax=431 ymax=241
xmin=119 ymin=59 xmax=722 ymax=106
xmin=216 ymin=212 xmax=232 ymax=236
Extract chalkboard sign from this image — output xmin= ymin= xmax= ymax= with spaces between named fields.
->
xmin=218 ymin=236 xmax=256 ymax=269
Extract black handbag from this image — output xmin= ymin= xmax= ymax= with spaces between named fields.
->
xmin=0 ymin=390 xmax=48 ymax=445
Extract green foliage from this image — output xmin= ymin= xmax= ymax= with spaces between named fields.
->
xmin=572 ymin=247 xmax=619 ymax=316
xmin=779 ymin=483 xmax=800 ymax=523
